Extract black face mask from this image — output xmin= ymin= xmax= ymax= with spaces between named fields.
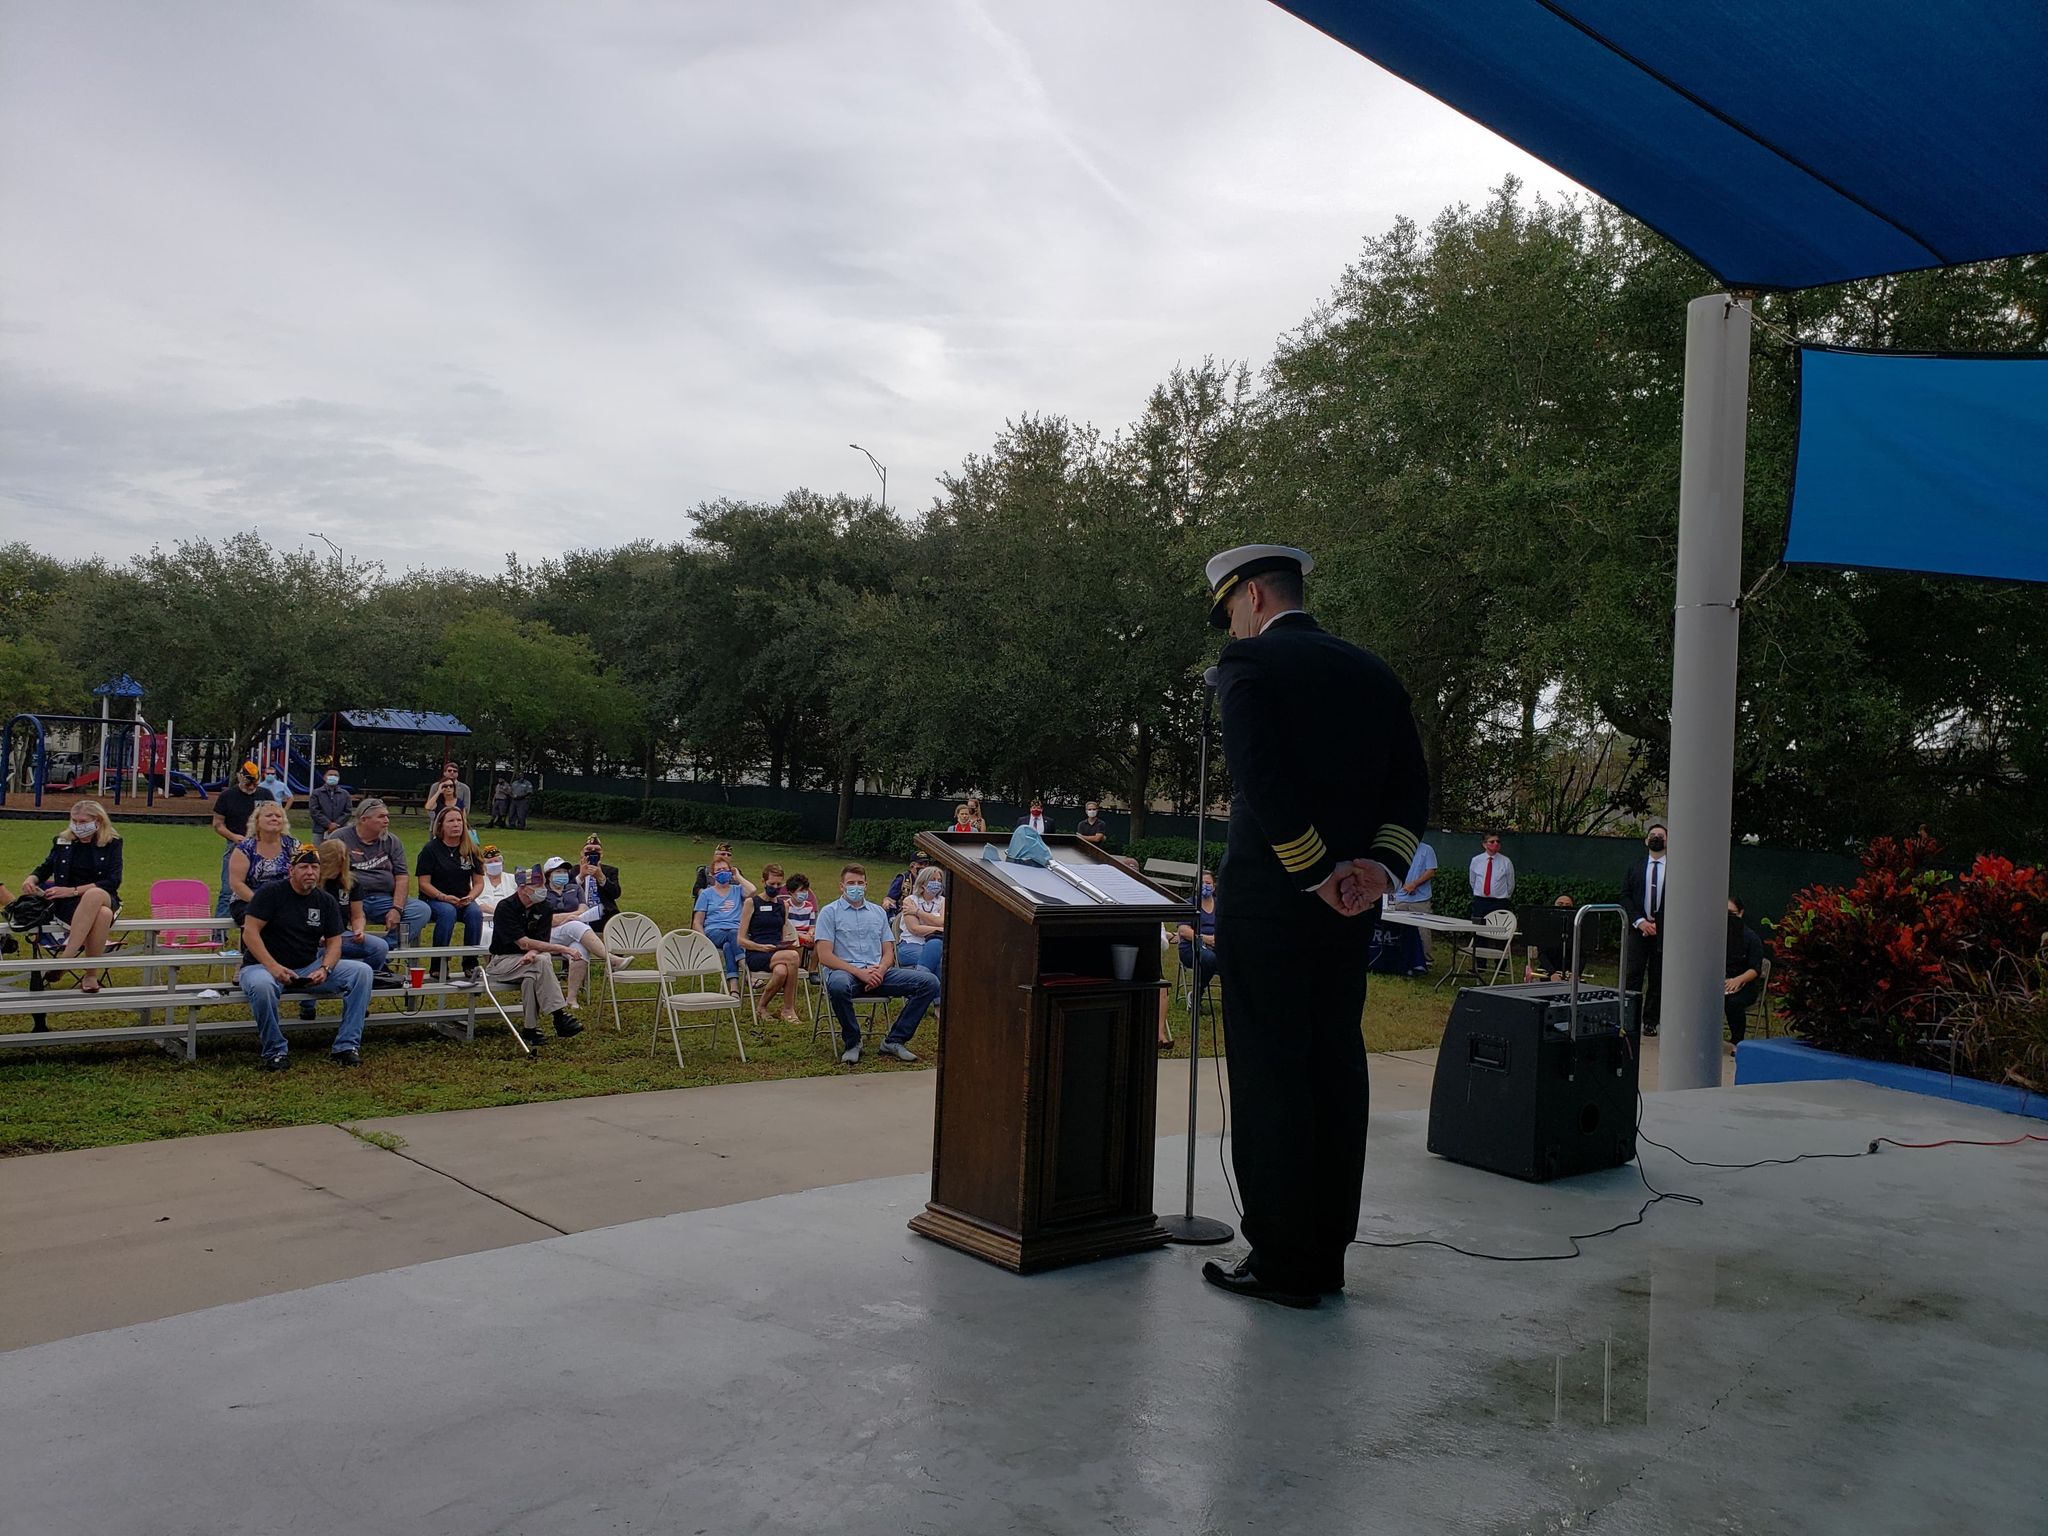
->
xmin=1647 ymin=835 xmax=1666 ymax=853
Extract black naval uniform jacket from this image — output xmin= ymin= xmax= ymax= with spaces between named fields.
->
xmin=1213 ymin=611 xmax=1429 ymax=915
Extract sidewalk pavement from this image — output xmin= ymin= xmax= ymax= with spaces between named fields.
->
xmin=0 ymin=1038 xmax=1721 ymax=1351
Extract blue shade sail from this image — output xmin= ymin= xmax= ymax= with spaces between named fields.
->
xmin=1269 ymin=2 xmax=2048 ymax=291
xmin=1783 ymin=348 xmax=2048 ymax=583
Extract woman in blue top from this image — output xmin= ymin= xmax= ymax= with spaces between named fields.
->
xmin=227 ymin=800 xmax=297 ymax=925
xmin=691 ymin=853 xmax=751 ymax=989
xmin=1175 ymin=869 xmax=1220 ymax=997
xmin=22 ymin=798 xmax=124 ymax=994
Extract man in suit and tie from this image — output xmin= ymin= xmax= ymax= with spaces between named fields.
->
xmin=1467 ymin=832 xmax=1515 ymax=920
xmin=1622 ymin=822 xmax=1669 ymax=1034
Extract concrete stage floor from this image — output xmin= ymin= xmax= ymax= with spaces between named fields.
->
xmin=3 ymin=1080 xmax=2042 ymax=1534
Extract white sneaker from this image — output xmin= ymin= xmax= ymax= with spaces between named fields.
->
xmin=878 ymin=1041 xmax=919 ymax=1063
xmin=839 ymin=1044 xmax=861 ymax=1066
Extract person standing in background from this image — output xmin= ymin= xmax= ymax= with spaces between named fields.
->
xmin=1623 ymin=823 xmax=1670 ymax=1034
xmin=1467 ymin=832 xmax=1515 ymax=920
xmin=508 ymin=772 xmax=534 ymax=830
xmin=309 ymin=768 xmax=353 ymax=839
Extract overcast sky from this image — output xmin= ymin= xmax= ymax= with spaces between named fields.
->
xmin=0 ymin=0 xmax=1578 ymax=574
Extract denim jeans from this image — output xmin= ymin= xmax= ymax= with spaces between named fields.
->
xmin=425 ymin=899 xmax=482 ymax=949
xmin=239 ymin=957 xmax=373 ymax=1059
xmin=897 ymin=936 xmax=943 ymax=986
xmin=215 ymin=845 xmax=237 ymax=919
xmin=340 ymin=930 xmax=391 ymax=970
xmin=705 ymin=928 xmax=743 ymax=978
xmin=358 ymin=893 xmax=429 ymax=951
xmin=825 ymin=966 xmax=938 ymax=1050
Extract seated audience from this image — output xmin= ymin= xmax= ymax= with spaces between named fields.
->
xmin=415 ymin=806 xmax=485 ymax=984
xmin=541 ymin=855 xmax=620 ymax=1010
xmin=815 ymin=863 xmax=938 ymax=1066
xmin=572 ymin=834 xmax=622 ymax=931
xmin=738 ymin=864 xmax=802 ymax=1022
xmin=896 ymin=867 xmax=945 ymax=986
xmin=1532 ymin=893 xmax=1581 ymax=980
xmin=227 ymin=801 xmax=298 ymax=924
xmin=475 ymin=843 xmax=518 ymax=945
xmin=784 ymin=873 xmax=819 ymax=971
xmin=1725 ymin=896 xmax=1766 ymax=1046
xmin=484 ymin=865 xmax=584 ymax=1044
xmin=316 ymin=839 xmax=394 ymax=979
xmin=691 ymin=853 xmax=749 ymax=986
xmin=885 ymin=855 xmax=927 ymax=915
xmin=1176 ymin=869 xmax=1219 ymax=996
xmin=22 ymin=798 xmax=123 ymax=995
xmin=309 ymin=767 xmax=353 ymax=839
xmin=238 ymin=846 xmax=374 ymax=1070
xmin=209 ymin=761 xmax=275 ymax=918
xmin=336 ymin=798 xmax=430 ymax=962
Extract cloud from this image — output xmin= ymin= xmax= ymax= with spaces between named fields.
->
xmin=0 ymin=0 xmax=1581 ymax=571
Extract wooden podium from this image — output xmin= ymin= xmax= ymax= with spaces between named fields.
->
xmin=907 ymin=831 xmax=1188 ymax=1273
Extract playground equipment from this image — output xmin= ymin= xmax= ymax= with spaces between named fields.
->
xmin=1 ymin=676 xmax=194 ymax=809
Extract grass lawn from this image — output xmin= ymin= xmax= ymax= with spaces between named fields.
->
xmin=0 ymin=814 xmax=1460 ymax=1155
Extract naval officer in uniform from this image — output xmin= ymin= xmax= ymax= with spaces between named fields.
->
xmin=1199 ymin=544 xmax=1430 ymax=1309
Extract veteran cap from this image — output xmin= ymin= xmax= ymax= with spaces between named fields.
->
xmin=1204 ymin=544 xmax=1313 ymax=630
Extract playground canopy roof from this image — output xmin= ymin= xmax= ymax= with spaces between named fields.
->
xmin=335 ymin=710 xmax=471 ymax=737
xmin=1269 ymin=1 xmax=2048 ymax=291
xmin=91 ymin=674 xmax=145 ymax=698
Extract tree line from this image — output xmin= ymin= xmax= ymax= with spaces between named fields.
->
xmin=5 ymin=182 xmax=2044 ymax=854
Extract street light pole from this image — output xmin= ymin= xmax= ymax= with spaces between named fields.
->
xmin=849 ymin=443 xmax=886 ymax=513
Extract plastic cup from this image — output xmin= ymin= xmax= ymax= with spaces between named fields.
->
xmin=408 ymin=965 xmax=426 ymax=989
xmin=1109 ymin=944 xmax=1138 ymax=982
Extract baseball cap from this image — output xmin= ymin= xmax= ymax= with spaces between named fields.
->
xmin=516 ymin=865 xmax=546 ymax=889
xmin=541 ymin=856 xmax=567 ymax=874
xmin=290 ymin=845 xmax=320 ymax=866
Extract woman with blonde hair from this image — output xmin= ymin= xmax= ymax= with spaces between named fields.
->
xmin=317 ymin=838 xmax=392 ymax=977
xmin=22 ymin=799 xmax=123 ymax=994
xmin=227 ymin=799 xmax=297 ymax=925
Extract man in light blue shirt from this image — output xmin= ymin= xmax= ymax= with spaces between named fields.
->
xmin=1387 ymin=840 xmax=1437 ymax=912
xmin=814 ymin=862 xmax=939 ymax=1066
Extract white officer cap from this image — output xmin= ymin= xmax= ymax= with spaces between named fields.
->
xmin=1204 ymin=544 xmax=1314 ymax=629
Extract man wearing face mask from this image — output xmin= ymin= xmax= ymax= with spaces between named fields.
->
xmin=1076 ymin=801 xmax=1110 ymax=848
xmin=1622 ymin=823 xmax=1670 ymax=1035
xmin=815 ymin=864 xmax=938 ymax=1065
xmin=1197 ymin=543 xmax=1430 ymax=1310
xmin=309 ymin=769 xmax=353 ymax=839
xmin=570 ymin=835 xmax=622 ymax=932
xmin=485 ymin=865 xmax=585 ymax=1045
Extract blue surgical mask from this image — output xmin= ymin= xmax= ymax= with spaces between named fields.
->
xmin=844 ymin=883 xmax=866 ymax=904
xmin=324 ymin=773 xmax=339 ymax=786
xmin=69 ymin=820 xmax=97 ymax=840
xmin=485 ymin=860 xmax=503 ymax=876
xmin=1201 ymin=883 xmax=1214 ymax=899
xmin=549 ymin=872 xmax=570 ymax=890
xmin=923 ymin=880 xmax=941 ymax=896
xmin=714 ymin=870 xmax=732 ymax=887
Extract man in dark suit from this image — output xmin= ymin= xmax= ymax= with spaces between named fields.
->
xmin=1199 ymin=544 xmax=1430 ymax=1310
xmin=1621 ymin=822 xmax=1669 ymax=1034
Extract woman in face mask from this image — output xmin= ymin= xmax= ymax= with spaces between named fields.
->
xmin=22 ymin=799 xmax=124 ymax=993
xmin=738 ymin=863 xmax=803 ymax=1022
xmin=540 ymin=855 xmax=623 ymax=1012
xmin=691 ymin=855 xmax=750 ymax=991
xmin=1174 ymin=869 xmax=1221 ymax=1016
xmin=897 ymin=869 xmax=946 ymax=989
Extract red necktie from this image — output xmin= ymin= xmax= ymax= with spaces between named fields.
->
xmin=1483 ymin=856 xmax=1495 ymax=896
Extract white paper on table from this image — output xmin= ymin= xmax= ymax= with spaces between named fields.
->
xmin=987 ymin=861 xmax=1086 ymax=904
xmin=1055 ymin=860 xmax=1167 ymax=906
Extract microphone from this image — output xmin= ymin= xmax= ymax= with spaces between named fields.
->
xmin=1202 ymin=666 xmax=1220 ymax=690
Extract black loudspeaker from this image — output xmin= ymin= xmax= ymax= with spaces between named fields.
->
xmin=1426 ymin=984 xmax=1640 ymax=1181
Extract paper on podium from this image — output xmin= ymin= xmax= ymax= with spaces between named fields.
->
xmin=987 ymin=860 xmax=1086 ymax=904
xmin=1056 ymin=860 xmax=1164 ymax=906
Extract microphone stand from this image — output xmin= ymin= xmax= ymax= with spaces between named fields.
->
xmin=1162 ymin=667 xmax=1234 ymax=1246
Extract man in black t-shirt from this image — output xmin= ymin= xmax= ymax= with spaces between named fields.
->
xmin=238 ymin=847 xmax=374 ymax=1070
xmin=1076 ymin=800 xmax=1111 ymax=848
xmin=484 ymin=865 xmax=584 ymax=1045
xmin=210 ymin=760 xmax=276 ymax=918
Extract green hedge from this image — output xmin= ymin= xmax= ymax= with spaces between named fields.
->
xmin=1433 ymin=873 xmax=1620 ymax=921
xmin=530 ymin=790 xmax=801 ymax=844
xmin=843 ymin=818 xmax=934 ymax=861
xmin=1126 ymin=834 xmax=1204 ymax=867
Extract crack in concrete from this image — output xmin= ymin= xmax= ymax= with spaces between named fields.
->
xmin=331 ymin=1125 xmax=568 ymax=1236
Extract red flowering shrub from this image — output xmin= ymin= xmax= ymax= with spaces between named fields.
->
xmin=1773 ymin=831 xmax=2048 ymax=1075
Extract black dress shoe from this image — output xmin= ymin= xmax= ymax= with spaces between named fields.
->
xmin=1201 ymin=1257 xmax=1321 ymax=1310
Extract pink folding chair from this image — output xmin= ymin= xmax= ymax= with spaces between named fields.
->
xmin=149 ymin=878 xmax=217 ymax=950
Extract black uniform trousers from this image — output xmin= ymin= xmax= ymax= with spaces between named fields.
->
xmin=1215 ymin=906 xmax=1374 ymax=1291
xmin=1625 ymin=933 xmax=1663 ymax=1032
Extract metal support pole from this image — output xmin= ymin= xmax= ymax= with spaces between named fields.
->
xmin=1660 ymin=293 xmax=1752 ymax=1091
xmin=1162 ymin=666 xmax=1233 ymax=1246
xmin=97 ymin=694 xmax=109 ymax=797
xmin=164 ymin=717 xmax=175 ymax=799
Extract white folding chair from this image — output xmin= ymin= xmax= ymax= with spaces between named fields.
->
xmin=601 ymin=911 xmax=663 ymax=1032
xmin=1469 ymin=909 xmax=1519 ymax=985
xmin=804 ymin=968 xmax=898 ymax=1057
xmin=652 ymin=930 xmax=748 ymax=1065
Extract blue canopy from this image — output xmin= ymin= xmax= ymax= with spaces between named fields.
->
xmin=336 ymin=709 xmax=472 ymax=737
xmin=1783 ymin=347 xmax=2048 ymax=583
xmin=1271 ymin=2 xmax=2048 ymax=291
